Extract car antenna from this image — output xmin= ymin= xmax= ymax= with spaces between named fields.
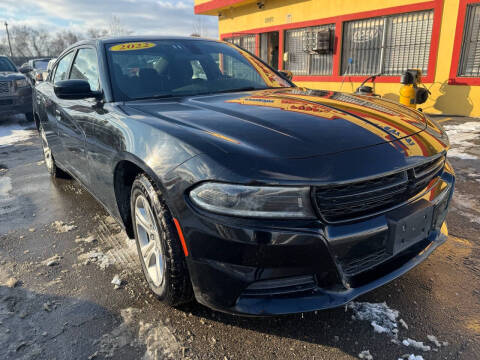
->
xmin=339 ymin=58 xmax=353 ymax=92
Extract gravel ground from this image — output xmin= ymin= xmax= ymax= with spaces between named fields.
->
xmin=0 ymin=115 xmax=479 ymax=360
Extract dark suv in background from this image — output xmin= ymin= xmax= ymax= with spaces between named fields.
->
xmin=0 ymin=56 xmax=33 ymax=121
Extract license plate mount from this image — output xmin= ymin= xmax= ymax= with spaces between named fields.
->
xmin=387 ymin=200 xmax=433 ymax=255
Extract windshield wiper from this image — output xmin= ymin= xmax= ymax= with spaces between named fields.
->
xmin=131 ymin=94 xmax=176 ymax=101
xmin=214 ymin=87 xmax=265 ymax=94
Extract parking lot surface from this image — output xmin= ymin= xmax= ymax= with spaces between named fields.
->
xmin=0 ymin=115 xmax=479 ymax=360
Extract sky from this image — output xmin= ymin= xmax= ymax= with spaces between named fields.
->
xmin=0 ymin=0 xmax=218 ymax=38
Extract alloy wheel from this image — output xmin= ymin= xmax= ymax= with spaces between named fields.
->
xmin=135 ymin=194 xmax=165 ymax=287
xmin=40 ymin=126 xmax=54 ymax=172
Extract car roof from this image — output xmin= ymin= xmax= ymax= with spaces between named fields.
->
xmin=97 ymin=35 xmax=220 ymax=45
xmin=62 ymin=35 xmax=220 ymax=53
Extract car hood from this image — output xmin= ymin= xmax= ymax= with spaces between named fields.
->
xmin=125 ymin=88 xmax=428 ymax=158
xmin=0 ymin=71 xmax=25 ymax=81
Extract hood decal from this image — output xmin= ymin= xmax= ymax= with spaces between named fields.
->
xmin=224 ymin=90 xmax=429 ymax=156
xmin=126 ymin=88 xmax=445 ymax=159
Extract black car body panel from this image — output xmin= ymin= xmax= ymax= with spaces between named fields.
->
xmin=0 ymin=56 xmax=33 ymax=118
xmin=33 ymin=36 xmax=454 ymax=315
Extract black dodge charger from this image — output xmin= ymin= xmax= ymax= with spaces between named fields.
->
xmin=33 ymin=36 xmax=454 ymax=315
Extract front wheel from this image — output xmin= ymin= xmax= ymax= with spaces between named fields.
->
xmin=131 ymin=173 xmax=193 ymax=306
xmin=39 ymin=125 xmax=68 ymax=178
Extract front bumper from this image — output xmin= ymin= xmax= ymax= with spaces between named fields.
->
xmin=182 ymin=166 xmax=454 ymax=316
xmin=0 ymin=90 xmax=32 ymax=118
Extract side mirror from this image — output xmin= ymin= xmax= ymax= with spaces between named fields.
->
xmin=278 ymin=70 xmax=293 ymax=81
xmin=54 ymin=79 xmax=102 ymax=100
xmin=18 ymin=65 xmax=33 ymax=74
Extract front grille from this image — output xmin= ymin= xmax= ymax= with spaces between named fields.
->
xmin=0 ymin=99 xmax=13 ymax=106
xmin=314 ymin=155 xmax=445 ymax=222
xmin=0 ymin=81 xmax=10 ymax=95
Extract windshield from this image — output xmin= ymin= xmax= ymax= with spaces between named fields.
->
xmin=105 ymin=39 xmax=292 ymax=101
xmin=33 ymin=60 xmax=50 ymax=70
xmin=0 ymin=57 xmax=17 ymax=72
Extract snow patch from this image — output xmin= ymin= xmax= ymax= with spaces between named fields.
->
xmin=0 ymin=176 xmax=12 ymax=198
xmin=75 ymin=235 xmax=97 ymax=244
xmin=5 ymin=277 xmax=19 ymax=288
xmin=452 ymin=190 xmax=480 ymax=224
xmin=358 ymin=350 xmax=373 ymax=359
xmin=0 ymin=123 xmax=36 ymax=147
xmin=348 ymin=302 xmax=399 ymax=336
xmin=427 ymin=335 xmax=441 ymax=347
xmin=98 ymin=307 xmax=182 ymax=359
xmin=52 ymin=220 xmax=77 ymax=233
xmin=443 ymin=122 xmax=480 ymax=160
xmin=41 ymin=254 xmax=62 ymax=267
xmin=398 ymin=355 xmax=424 ymax=360
xmin=402 ymin=338 xmax=431 ymax=352
xmin=78 ymin=250 xmax=116 ymax=269
xmin=111 ymin=274 xmax=122 ymax=289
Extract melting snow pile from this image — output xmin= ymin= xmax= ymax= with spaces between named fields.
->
xmin=427 ymin=334 xmax=448 ymax=347
xmin=451 ymin=190 xmax=480 ymax=225
xmin=41 ymin=254 xmax=62 ymax=266
xmin=97 ymin=307 xmax=182 ymax=359
xmin=443 ymin=122 xmax=480 ymax=160
xmin=0 ymin=176 xmax=13 ymax=209
xmin=348 ymin=301 xmax=449 ymax=359
xmin=398 ymin=355 xmax=424 ymax=360
xmin=0 ymin=122 xmax=36 ymax=148
xmin=402 ymin=338 xmax=431 ymax=352
xmin=358 ymin=350 xmax=373 ymax=359
xmin=111 ymin=274 xmax=122 ymax=289
xmin=0 ymin=176 xmax=12 ymax=197
xmin=348 ymin=302 xmax=400 ymax=335
xmin=52 ymin=220 xmax=77 ymax=233
xmin=75 ymin=235 xmax=97 ymax=244
xmin=78 ymin=250 xmax=116 ymax=269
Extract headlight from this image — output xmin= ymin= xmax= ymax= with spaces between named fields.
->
xmin=15 ymin=79 xmax=29 ymax=88
xmin=189 ymin=182 xmax=316 ymax=219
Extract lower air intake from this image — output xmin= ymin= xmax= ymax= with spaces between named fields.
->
xmin=242 ymin=275 xmax=317 ymax=296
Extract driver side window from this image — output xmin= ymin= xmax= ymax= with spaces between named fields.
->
xmin=69 ymin=48 xmax=100 ymax=91
xmin=53 ymin=52 xmax=75 ymax=83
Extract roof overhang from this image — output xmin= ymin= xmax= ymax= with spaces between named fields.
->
xmin=194 ymin=0 xmax=257 ymax=15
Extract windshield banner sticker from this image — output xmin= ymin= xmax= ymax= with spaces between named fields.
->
xmin=109 ymin=42 xmax=156 ymax=51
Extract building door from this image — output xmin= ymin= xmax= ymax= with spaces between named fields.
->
xmin=260 ymin=32 xmax=279 ymax=69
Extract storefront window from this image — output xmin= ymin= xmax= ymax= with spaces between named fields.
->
xmin=225 ymin=35 xmax=256 ymax=54
xmin=341 ymin=10 xmax=433 ymax=76
xmin=458 ymin=3 xmax=480 ymax=77
xmin=284 ymin=24 xmax=335 ymax=75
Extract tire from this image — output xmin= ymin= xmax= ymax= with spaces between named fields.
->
xmin=130 ymin=173 xmax=193 ymax=306
xmin=25 ymin=112 xmax=34 ymax=122
xmin=39 ymin=125 xmax=69 ymax=178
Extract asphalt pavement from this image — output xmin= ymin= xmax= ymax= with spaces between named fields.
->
xmin=0 ymin=115 xmax=479 ymax=360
